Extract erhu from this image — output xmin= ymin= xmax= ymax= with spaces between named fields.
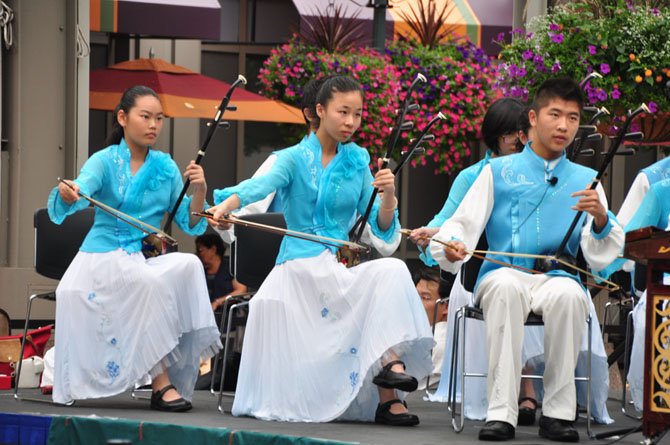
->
xmin=336 ymin=73 xmax=432 ymax=267
xmin=535 ymin=103 xmax=650 ymax=274
xmin=142 ymin=74 xmax=248 ymax=258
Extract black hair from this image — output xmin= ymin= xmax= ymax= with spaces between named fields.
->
xmin=195 ymin=233 xmax=226 ymax=258
xmin=516 ymin=106 xmax=532 ymax=151
xmin=481 ymin=98 xmax=525 ymax=154
xmin=301 ymin=78 xmax=328 ymax=129
xmin=413 ymin=267 xmax=450 ymax=300
xmin=531 ymin=77 xmax=584 ymax=112
xmin=104 ymin=85 xmax=161 ymax=147
xmin=315 ymin=75 xmax=363 ymax=110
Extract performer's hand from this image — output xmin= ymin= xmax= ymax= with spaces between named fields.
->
xmin=409 ymin=227 xmax=439 ymax=248
xmin=571 ymin=188 xmax=608 ymax=230
xmin=58 ymin=180 xmax=80 ymax=204
xmin=184 ymin=161 xmax=207 ymax=194
xmin=444 ymin=240 xmax=467 ymax=262
xmin=208 ymin=195 xmax=241 ymax=231
xmin=373 ymin=158 xmax=396 ymax=201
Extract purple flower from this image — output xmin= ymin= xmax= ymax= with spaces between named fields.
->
xmin=550 ymin=33 xmax=564 ymax=44
xmin=652 ymin=7 xmax=660 ymax=15
xmin=551 ymin=61 xmax=561 ymax=73
xmin=600 ymin=63 xmax=611 ymax=75
xmin=496 ymin=32 xmax=505 ymax=42
xmin=648 ymin=101 xmax=658 ymax=113
xmin=596 ymin=89 xmax=608 ymax=101
xmin=588 ymin=45 xmax=597 ymax=55
xmin=549 ymin=23 xmax=560 ymax=32
xmin=522 ymin=49 xmax=534 ymax=60
xmin=611 ymin=89 xmax=621 ymax=99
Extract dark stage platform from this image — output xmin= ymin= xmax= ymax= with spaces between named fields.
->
xmin=0 ymin=389 xmax=657 ymax=445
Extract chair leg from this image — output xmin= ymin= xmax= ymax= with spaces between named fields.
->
xmin=451 ymin=307 xmax=466 ymax=433
xmin=210 ymin=298 xmax=235 ymax=396
xmin=586 ymin=315 xmax=592 ymax=439
xmin=13 ymin=293 xmax=64 ymax=404
xmin=447 ymin=307 xmax=460 ymax=414
xmin=217 ymin=301 xmax=249 ymax=414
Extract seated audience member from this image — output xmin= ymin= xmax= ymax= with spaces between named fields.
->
xmin=195 ymin=233 xmax=247 ymax=311
xmin=414 ymin=267 xmax=449 ymax=390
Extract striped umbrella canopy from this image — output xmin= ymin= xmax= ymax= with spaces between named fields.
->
xmin=291 ymin=0 xmax=513 ymax=55
xmin=90 ymin=58 xmax=305 ymax=124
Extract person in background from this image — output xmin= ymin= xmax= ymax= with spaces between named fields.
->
xmin=413 ymin=267 xmax=449 ymax=390
xmin=195 ymin=233 xmax=247 ymax=311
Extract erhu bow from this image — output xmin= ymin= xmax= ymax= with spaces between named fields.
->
xmin=193 ymin=211 xmax=369 ymax=254
xmin=57 ymin=178 xmax=178 ymax=255
xmin=399 ymin=229 xmax=620 ymax=292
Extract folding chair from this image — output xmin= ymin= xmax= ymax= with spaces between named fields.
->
xmin=214 ymin=212 xmax=285 ymax=413
xmin=14 ymin=207 xmax=95 ymax=403
xmin=445 ymin=234 xmax=594 ymax=437
xmin=448 ymin=306 xmax=593 ymax=436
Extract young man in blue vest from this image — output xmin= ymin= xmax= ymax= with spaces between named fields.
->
xmin=430 ymin=77 xmax=624 ymax=442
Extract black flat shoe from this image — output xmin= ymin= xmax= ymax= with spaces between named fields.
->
xmin=478 ymin=421 xmax=515 ymax=441
xmin=150 ymin=384 xmax=193 ymax=412
xmin=518 ymin=396 xmax=538 ymax=426
xmin=372 ymin=360 xmax=418 ymax=392
xmin=374 ymin=399 xmax=419 ymax=426
xmin=538 ymin=415 xmax=579 ymax=442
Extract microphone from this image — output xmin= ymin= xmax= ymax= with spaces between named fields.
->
xmin=547 ymin=176 xmax=559 ymax=186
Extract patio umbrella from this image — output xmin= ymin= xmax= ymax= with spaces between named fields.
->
xmin=90 ymin=58 xmax=305 ymax=124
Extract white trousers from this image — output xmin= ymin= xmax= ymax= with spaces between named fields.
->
xmin=476 ymin=268 xmax=589 ymax=425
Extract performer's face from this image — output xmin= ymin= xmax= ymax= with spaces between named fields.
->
xmin=529 ymin=98 xmax=580 ymax=160
xmin=118 ymin=95 xmax=164 ymax=149
xmin=316 ymin=91 xmax=363 ymax=143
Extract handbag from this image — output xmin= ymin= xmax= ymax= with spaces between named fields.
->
xmin=0 ymin=324 xmax=53 ymax=388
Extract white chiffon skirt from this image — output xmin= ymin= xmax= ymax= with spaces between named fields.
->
xmin=231 ymin=250 xmax=434 ymax=422
xmin=429 ymin=271 xmax=613 ymax=424
xmin=53 ymin=249 xmax=221 ymax=404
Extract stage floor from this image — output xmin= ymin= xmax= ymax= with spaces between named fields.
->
xmin=0 ymin=389 xmax=651 ymax=444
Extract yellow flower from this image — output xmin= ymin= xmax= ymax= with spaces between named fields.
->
xmin=635 ymin=75 xmax=643 ymax=83
xmin=629 ymin=53 xmax=636 ymax=61
xmin=644 ymin=69 xmax=652 ymax=77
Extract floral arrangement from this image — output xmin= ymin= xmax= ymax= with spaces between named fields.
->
xmin=495 ymin=2 xmax=670 ymax=116
xmin=385 ymin=40 xmax=496 ymax=173
xmin=258 ymin=35 xmax=498 ymax=174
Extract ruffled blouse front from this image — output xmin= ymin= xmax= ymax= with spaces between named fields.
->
xmin=215 ymin=132 xmax=399 ymax=264
xmin=48 ymin=139 xmax=207 ymax=253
